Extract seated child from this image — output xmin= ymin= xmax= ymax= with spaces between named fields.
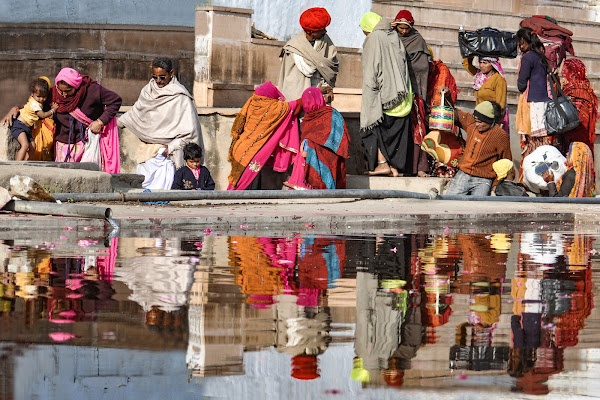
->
xmin=11 ymin=78 xmax=58 ymax=160
xmin=171 ymin=143 xmax=215 ymax=190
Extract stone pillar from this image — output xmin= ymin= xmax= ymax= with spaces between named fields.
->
xmin=194 ymin=6 xmax=255 ymax=108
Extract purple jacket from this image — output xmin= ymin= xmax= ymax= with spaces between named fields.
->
xmin=517 ymin=50 xmax=550 ymax=103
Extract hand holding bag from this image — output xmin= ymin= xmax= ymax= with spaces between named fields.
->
xmin=545 ymin=72 xmax=580 ymax=136
xmin=81 ymin=128 xmax=102 ymax=169
xmin=429 ymin=91 xmax=454 ymax=132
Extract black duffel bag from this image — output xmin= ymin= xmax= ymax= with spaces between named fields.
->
xmin=545 ymin=72 xmax=581 ymax=136
xmin=458 ymin=27 xmax=518 ymax=58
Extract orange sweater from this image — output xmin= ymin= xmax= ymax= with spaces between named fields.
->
xmin=457 ymin=110 xmax=512 ymax=179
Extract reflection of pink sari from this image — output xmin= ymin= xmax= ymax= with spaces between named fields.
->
xmin=97 ymin=237 xmax=118 ymax=283
xmin=70 ymin=108 xmax=121 ymax=173
xmin=227 ymin=100 xmax=299 ymax=190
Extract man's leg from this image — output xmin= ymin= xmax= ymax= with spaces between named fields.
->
xmin=445 ymin=170 xmax=471 ymax=195
xmin=470 ymin=176 xmax=494 ymax=196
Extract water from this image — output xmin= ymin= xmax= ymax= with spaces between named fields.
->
xmin=0 ymin=229 xmax=599 ymax=399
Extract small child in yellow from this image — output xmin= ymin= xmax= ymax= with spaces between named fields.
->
xmin=11 ymin=78 xmax=58 ymax=160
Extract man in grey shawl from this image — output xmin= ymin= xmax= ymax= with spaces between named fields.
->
xmin=118 ymin=57 xmax=203 ymax=189
xmin=360 ymin=12 xmax=413 ymax=177
xmin=278 ymin=7 xmax=339 ymax=102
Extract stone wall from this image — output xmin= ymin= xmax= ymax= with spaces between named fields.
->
xmin=0 ymin=24 xmax=195 ymax=113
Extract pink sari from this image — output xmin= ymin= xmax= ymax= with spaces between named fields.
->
xmin=227 ymin=99 xmax=300 ymax=190
xmin=70 ymin=108 xmax=121 ymax=173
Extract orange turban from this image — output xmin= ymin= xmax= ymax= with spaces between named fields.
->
xmin=299 ymin=7 xmax=331 ymax=32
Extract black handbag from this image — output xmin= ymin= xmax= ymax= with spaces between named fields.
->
xmin=458 ymin=27 xmax=519 ymax=59
xmin=545 ymin=72 xmax=581 ymax=136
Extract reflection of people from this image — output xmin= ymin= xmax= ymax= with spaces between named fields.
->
xmin=360 ymin=12 xmax=413 ymax=177
xmin=542 ymin=142 xmax=595 ymax=197
xmin=278 ymin=7 xmax=338 ymax=102
xmin=228 ymin=82 xmax=302 ymax=190
xmin=560 ymin=58 xmax=598 ymax=152
xmin=119 ymin=57 xmax=202 ymax=188
xmin=444 ymin=100 xmax=512 ymax=196
xmin=171 ymin=143 xmax=215 ymax=190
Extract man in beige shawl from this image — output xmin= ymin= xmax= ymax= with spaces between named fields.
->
xmin=278 ymin=7 xmax=339 ymax=102
xmin=119 ymin=57 xmax=203 ymax=189
xmin=360 ymin=12 xmax=413 ymax=177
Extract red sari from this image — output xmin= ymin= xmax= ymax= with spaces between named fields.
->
xmin=561 ymin=58 xmax=598 ymax=153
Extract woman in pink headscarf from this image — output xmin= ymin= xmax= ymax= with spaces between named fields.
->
xmin=463 ymin=56 xmax=509 ymax=133
xmin=285 ymin=87 xmax=350 ymax=189
xmin=52 ymin=68 xmax=122 ymax=172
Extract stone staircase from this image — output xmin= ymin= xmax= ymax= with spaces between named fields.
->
xmin=373 ymin=0 xmax=600 ymax=103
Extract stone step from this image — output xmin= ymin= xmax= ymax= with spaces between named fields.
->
xmin=346 ymin=174 xmax=452 ymax=194
xmin=374 ymin=1 xmax=600 ymax=39
xmin=420 ymin=21 xmax=599 ymax=56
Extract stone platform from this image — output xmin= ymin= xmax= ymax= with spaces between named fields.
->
xmin=0 ymin=162 xmax=143 ymax=193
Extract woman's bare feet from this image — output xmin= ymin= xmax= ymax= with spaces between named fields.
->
xmin=390 ymin=166 xmax=400 ymax=177
xmin=417 ymin=171 xmax=429 ymax=177
xmin=368 ymin=161 xmax=392 ymax=176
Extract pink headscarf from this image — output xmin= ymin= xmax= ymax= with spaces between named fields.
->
xmin=254 ymin=81 xmax=285 ymax=101
xmin=301 ymin=87 xmax=325 ymax=113
xmin=55 ymin=67 xmax=84 ymax=89
xmin=473 ymin=57 xmax=505 ymax=90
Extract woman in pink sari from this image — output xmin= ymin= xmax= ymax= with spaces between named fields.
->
xmin=52 ymin=68 xmax=122 ymax=172
xmin=228 ymin=81 xmax=303 ymax=190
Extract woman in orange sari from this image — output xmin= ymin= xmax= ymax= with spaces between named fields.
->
xmin=228 ymin=81 xmax=302 ymax=190
xmin=543 ymin=142 xmax=595 ymax=197
xmin=561 ymin=58 xmax=598 ymax=153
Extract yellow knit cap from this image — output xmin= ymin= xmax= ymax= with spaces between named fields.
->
xmin=360 ymin=12 xmax=382 ymax=33
xmin=493 ymin=159 xmax=513 ymax=180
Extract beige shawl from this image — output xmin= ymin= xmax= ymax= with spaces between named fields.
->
xmin=118 ymin=77 xmax=202 ymax=166
xmin=278 ymin=33 xmax=339 ymax=101
xmin=360 ymin=18 xmax=411 ymax=131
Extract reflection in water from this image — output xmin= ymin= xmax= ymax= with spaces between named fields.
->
xmin=0 ymin=230 xmax=598 ymax=398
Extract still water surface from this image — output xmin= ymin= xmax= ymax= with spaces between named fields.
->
xmin=0 ymin=230 xmax=599 ymax=399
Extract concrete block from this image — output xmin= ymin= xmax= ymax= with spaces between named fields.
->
xmin=346 ymin=175 xmax=452 ymax=194
xmin=211 ymin=11 xmax=252 ymax=43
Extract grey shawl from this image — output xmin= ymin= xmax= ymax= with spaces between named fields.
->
xmin=118 ymin=77 xmax=203 ymax=166
xmin=399 ymin=28 xmax=431 ymax=99
xmin=278 ymin=33 xmax=339 ymax=101
xmin=360 ymin=18 xmax=411 ymax=131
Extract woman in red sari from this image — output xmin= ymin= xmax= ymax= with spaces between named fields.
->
xmin=285 ymin=87 xmax=350 ymax=189
xmin=561 ymin=58 xmax=598 ymax=153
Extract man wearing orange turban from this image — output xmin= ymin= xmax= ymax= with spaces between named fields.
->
xmin=278 ymin=7 xmax=339 ymax=102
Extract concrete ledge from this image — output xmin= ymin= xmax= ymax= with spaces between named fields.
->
xmin=0 ymin=165 xmax=143 ymax=193
xmin=347 ymin=175 xmax=452 ymax=194
xmin=195 ymin=6 xmax=254 ymax=15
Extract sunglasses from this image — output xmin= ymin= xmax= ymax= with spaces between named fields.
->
xmin=151 ymin=74 xmax=169 ymax=81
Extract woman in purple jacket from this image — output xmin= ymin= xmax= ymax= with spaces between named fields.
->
xmin=516 ymin=27 xmax=551 ymax=176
